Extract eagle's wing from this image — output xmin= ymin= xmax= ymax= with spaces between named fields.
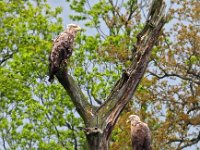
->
xmin=48 ymin=32 xmax=72 ymax=82
xmin=143 ymin=123 xmax=151 ymax=150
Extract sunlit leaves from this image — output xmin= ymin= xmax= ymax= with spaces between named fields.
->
xmin=1 ymin=0 xmax=199 ymax=149
xmin=0 ymin=0 xmax=85 ymax=149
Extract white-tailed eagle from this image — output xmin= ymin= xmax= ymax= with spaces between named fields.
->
xmin=48 ymin=24 xmax=81 ymax=82
xmin=127 ymin=115 xmax=151 ymax=150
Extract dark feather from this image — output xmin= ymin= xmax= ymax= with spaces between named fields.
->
xmin=48 ymin=25 xmax=80 ymax=82
xmin=131 ymin=122 xmax=151 ymax=150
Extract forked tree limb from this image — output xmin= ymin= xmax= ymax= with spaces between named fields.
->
xmin=56 ymin=0 xmax=166 ymax=140
xmin=96 ymin=0 xmax=166 ymax=138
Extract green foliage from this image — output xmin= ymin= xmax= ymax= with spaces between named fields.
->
xmin=70 ymin=33 xmax=125 ymax=102
xmin=0 ymin=0 xmax=85 ymax=149
xmin=1 ymin=0 xmax=199 ymax=149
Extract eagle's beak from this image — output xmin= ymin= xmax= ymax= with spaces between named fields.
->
xmin=126 ymin=119 xmax=130 ymax=123
xmin=76 ymin=26 xmax=82 ymax=31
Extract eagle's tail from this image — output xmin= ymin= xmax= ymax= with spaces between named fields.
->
xmin=48 ymin=63 xmax=57 ymax=83
xmin=48 ymin=74 xmax=54 ymax=83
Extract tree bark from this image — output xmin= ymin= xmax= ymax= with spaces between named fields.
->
xmin=55 ymin=0 xmax=166 ymax=149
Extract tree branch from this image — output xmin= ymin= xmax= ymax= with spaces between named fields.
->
xmin=97 ymin=0 xmax=166 ymax=137
xmin=126 ymin=0 xmax=137 ymax=24
xmin=187 ymin=106 xmax=200 ymax=114
xmin=148 ymin=61 xmax=200 ymax=85
xmin=168 ymin=131 xmax=200 ymax=149
xmin=56 ymin=70 xmax=94 ymax=125
xmin=180 ymin=132 xmax=200 ymax=149
xmin=65 ymin=121 xmax=78 ymax=150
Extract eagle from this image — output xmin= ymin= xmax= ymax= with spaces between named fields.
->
xmin=127 ymin=115 xmax=151 ymax=150
xmin=48 ymin=24 xmax=81 ymax=82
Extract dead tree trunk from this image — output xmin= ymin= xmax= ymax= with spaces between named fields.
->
xmin=56 ymin=0 xmax=166 ymax=149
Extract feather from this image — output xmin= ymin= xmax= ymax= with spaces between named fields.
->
xmin=128 ymin=115 xmax=151 ymax=150
xmin=48 ymin=24 xmax=81 ymax=82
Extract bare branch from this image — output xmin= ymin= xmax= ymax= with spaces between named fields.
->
xmin=65 ymin=119 xmax=78 ymax=150
xmin=168 ymin=132 xmax=200 ymax=149
xmin=187 ymin=106 xmax=200 ymax=114
xmin=56 ymin=70 xmax=94 ymax=124
xmin=148 ymin=66 xmax=200 ymax=85
xmin=126 ymin=0 xmax=138 ymax=23
xmin=96 ymin=0 xmax=166 ymax=138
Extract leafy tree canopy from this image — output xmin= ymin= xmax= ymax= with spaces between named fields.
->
xmin=0 ymin=0 xmax=199 ymax=149
xmin=0 ymin=0 xmax=85 ymax=149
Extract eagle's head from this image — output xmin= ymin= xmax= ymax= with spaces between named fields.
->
xmin=127 ymin=115 xmax=141 ymax=123
xmin=66 ymin=24 xmax=81 ymax=33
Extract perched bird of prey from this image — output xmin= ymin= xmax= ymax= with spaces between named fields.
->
xmin=48 ymin=24 xmax=81 ymax=82
xmin=127 ymin=115 xmax=151 ymax=150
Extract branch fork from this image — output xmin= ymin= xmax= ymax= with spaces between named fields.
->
xmin=55 ymin=0 xmax=167 ymax=149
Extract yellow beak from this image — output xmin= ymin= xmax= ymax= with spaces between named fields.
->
xmin=76 ymin=26 xmax=82 ymax=31
xmin=126 ymin=119 xmax=130 ymax=123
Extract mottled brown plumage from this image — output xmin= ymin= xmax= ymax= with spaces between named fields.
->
xmin=127 ymin=115 xmax=151 ymax=150
xmin=48 ymin=24 xmax=81 ymax=82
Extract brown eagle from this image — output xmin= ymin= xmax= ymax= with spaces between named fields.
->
xmin=48 ymin=24 xmax=81 ymax=82
xmin=127 ymin=115 xmax=151 ymax=150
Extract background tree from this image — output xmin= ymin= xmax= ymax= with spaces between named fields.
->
xmin=110 ymin=0 xmax=200 ymax=149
